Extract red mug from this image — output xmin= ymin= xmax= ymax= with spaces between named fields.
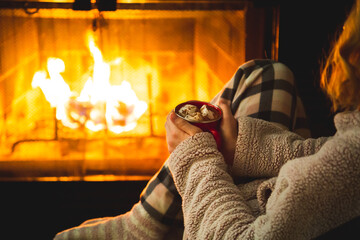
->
xmin=175 ymin=100 xmax=223 ymax=149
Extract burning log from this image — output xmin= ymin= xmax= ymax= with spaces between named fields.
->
xmin=32 ymin=37 xmax=148 ymax=134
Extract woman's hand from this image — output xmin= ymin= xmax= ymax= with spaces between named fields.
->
xmin=218 ymin=99 xmax=238 ymax=166
xmin=165 ymin=110 xmax=203 ymax=153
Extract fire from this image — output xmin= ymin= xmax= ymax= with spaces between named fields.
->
xmin=32 ymin=39 xmax=148 ymax=134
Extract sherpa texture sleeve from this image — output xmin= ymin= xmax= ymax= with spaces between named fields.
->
xmin=53 ymin=201 xmax=170 ymax=240
xmin=168 ymin=130 xmax=360 ymax=239
xmin=231 ymin=116 xmax=328 ymax=178
xmin=168 ymin=133 xmax=360 ymax=240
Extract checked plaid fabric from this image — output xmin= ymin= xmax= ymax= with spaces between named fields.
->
xmin=140 ymin=59 xmax=311 ymax=228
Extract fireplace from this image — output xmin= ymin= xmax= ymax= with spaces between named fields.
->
xmin=0 ymin=0 xmax=278 ymax=181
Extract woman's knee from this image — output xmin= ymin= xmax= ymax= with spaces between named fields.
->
xmin=216 ymin=59 xmax=296 ymax=106
xmin=240 ymin=60 xmax=295 ymax=87
xmin=270 ymin=61 xmax=296 ymax=86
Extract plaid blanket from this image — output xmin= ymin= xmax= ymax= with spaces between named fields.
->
xmin=140 ymin=59 xmax=311 ymax=229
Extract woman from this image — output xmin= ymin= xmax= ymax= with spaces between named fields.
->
xmin=165 ymin=0 xmax=360 ymax=239
xmin=54 ymin=0 xmax=359 ymax=238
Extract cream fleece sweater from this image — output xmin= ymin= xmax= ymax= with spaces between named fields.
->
xmin=55 ymin=111 xmax=360 ymax=239
xmin=168 ymin=111 xmax=360 ymax=239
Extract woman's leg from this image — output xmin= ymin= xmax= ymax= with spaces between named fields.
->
xmin=140 ymin=60 xmax=311 ymax=233
xmin=211 ymin=59 xmax=310 ymax=138
xmin=56 ymin=60 xmax=311 ymax=239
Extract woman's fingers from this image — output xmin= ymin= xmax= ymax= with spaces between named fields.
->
xmin=218 ymin=98 xmax=238 ymax=165
xmin=165 ymin=111 xmax=202 ymax=153
xmin=170 ymin=111 xmax=202 ymax=136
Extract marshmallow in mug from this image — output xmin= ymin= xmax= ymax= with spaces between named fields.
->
xmin=178 ymin=104 xmax=218 ymax=122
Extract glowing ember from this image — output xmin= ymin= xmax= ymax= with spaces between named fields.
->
xmin=32 ymin=39 xmax=148 ymax=133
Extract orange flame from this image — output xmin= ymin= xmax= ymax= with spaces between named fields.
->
xmin=32 ymin=39 xmax=148 ymax=133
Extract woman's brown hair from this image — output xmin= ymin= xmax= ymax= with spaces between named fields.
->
xmin=320 ymin=0 xmax=360 ymax=111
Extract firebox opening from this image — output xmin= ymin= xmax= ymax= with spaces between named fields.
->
xmin=0 ymin=2 xmax=270 ymax=181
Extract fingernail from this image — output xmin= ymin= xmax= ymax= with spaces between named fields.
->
xmin=170 ymin=111 xmax=177 ymax=120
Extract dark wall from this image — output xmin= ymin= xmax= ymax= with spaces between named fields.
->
xmin=278 ymin=0 xmax=355 ymax=137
